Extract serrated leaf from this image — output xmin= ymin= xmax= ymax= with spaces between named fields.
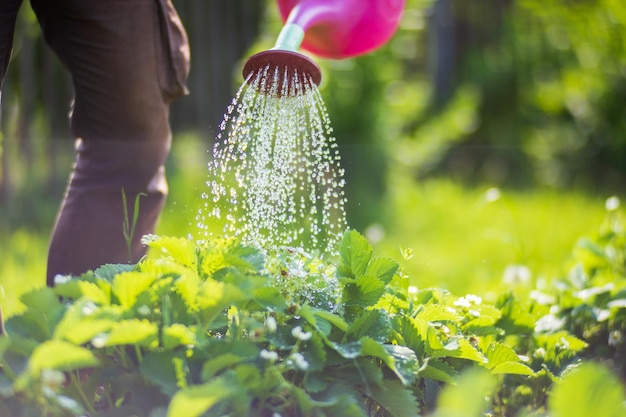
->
xmin=339 ymin=230 xmax=373 ymax=278
xmin=58 ymin=319 xmax=115 ymax=345
xmin=314 ymin=310 xmax=348 ymax=332
xmin=20 ymin=287 xmax=62 ymax=314
xmin=167 ymin=376 xmax=237 ymax=417
xmin=162 ymin=324 xmax=197 ymax=349
xmin=112 ymin=272 xmax=158 ymax=309
xmin=367 ymin=379 xmax=420 ymax=417
xmin=411 ymin=317 xmax=444 ymax=352
xmin=104 ymin=319 xmax=158 ymax=347
xmin=366 ymin=257 xmax=399 ymax=284
xmin=358 ymin=337 xmax=415 ymax=385
xmin=29 ymin=340 xmax=99 ymax=375
xmin=549 ymin=362 xmax=626 ymax=417
xmin=418 ymin=359 xmax=458 ymax=384
xmin=201 ymin=353 xmax=250 ymax=380
xmin=346 ymin=309 xmax=391 ymax=342
xmin=145 ymin=236 xmax=197 ymax=268
xmin=435 ymin=367 xmax=496 ymax=417
xmin=343 ymin=275 xmax=385 ymax=308
xmin=415 ymin=304 xmax=462 ymax=323
xmin=94 ymin=263 xmax=136 ymax=281
xmin=483 ymin=342 xmax=522 ymax=368
xmin=140 ymin=352 xmax=179 ymax=396
xmin=223 ymin=244 xmax=265 ymax=272
xmin=490 ymin=361 xmax=534 ymax=376
xmin=251 ymin=287 xmax=287 ymax=311
xmin=299 ymin=306 xmax=348 ymax=335
xmin=432 ymin=337 xmax=487 ymax=364
xmin=384 ymin=344 xmax=420 ymax=385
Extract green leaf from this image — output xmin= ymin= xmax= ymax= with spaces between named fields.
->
xmin=306 ymin=382 xmax=368 ymax=416
xmin=20 ymin=287 xmax=62 ymax=314
xmin=201 ymin=353 xmax=251 ymax=380
xmin=162 ymin=324 xmax=197 ymax=349
xmin=140 ymin=352 xmax=179 ymax=396
xmin=345 ymin=309 xmax=391 ymax=342
xmin=384 ymin=344 xmax=420 ymax=385
xmin=58 ymin=319 xmax=115 ymax=346
xmin=29 ymin=340 xmax=99 ymax=375
xmin=94 ymin=263 xmax=136 ymax=281
xmin=104 ymin=319 xmax=158 ymax=347
xmin=432 ymin=337 xmax=487 ymax=364
xmin=353 ymin=337 xmax=416 ymax=385
xmin=15 ymin=288 xmax=65 ymax=341
xmin=490 ymin=361 xmax=534 ymax=376
xmin=251 ymin=287 xmax=287 ymax=311
xmin=223 ymin=243 xmax=265 ymax=272
xmin=483 ymin=342 xmax=532 ymax=375
xmin=418 ymin=359 xmax=458 ymax=384
xmin=367 ymin=379 xmax=420 ymax=417
xmin=313 ymin=309 xmax=348 ymax=332
xmin=433 ymin=367 xmax=496 ymax=417
xmin=339 ymin=230 xmax=373 ymax=278
xmin=415 ymin=304 xmax=462 ymax=323
xmin=549 ymin=362 xmax=626 ymax=417
xmin=167 ymin=376 xmax=237 ymax=417
xmin=343 ymin=275 xmax=385 ymax=308
xmin=144 ymin=236 xmax=197 ymax=268
xmin=366 ymin=257 xmax=399 ymax=284
xmin=112 ymin=271 xmax=158 ymax=309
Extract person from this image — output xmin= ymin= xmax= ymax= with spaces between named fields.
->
xmin=0 ymin=0 xmax=190 ymax=286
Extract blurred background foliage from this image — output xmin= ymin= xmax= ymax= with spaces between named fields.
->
xmin=1 ymin=0 xmax=625 ymax=314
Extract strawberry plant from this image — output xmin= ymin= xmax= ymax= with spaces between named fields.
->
xmin=0 ymin=224 xmax=625 ymax=417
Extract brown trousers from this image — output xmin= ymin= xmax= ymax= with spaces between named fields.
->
xmin=0 ymin=0 xmax=190 ymax=286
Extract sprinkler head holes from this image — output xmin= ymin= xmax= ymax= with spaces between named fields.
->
xmin=242 ymin=50 xmax=322 ymax=96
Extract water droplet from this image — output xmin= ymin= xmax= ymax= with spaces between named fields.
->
xmin=195 ymin=67 xmax=347 ymax=255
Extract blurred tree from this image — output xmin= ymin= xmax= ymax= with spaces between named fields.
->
xmin=433 ymin=0 xmax=626 ymax=189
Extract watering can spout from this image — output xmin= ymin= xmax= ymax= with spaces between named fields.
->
xmin=242 ymin=0 xmax=405 ymax=94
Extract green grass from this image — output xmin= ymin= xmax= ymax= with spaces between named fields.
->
xmin=373 ymin=170 xmax=611 ymax=298
xmin=0 ymin=228 xmax=48 ymax=318
xmin=0 ymin=135 xmax=617 ymax=318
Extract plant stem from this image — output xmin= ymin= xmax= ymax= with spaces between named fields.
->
xmin=70 ymin=371 xmax=96 ymax=415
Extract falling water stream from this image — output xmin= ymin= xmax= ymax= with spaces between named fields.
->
xmin=196 ymin=65 xmax=347 ymax=254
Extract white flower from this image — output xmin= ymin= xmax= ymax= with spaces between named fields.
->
xmin=408 ymin=286 xmax=418 ymax=295
xmin=81 ymin=301 xmax=97 ymax=316
xmin=606 ymin=196 xmax=620 ymax=211
xmin=454 ymin=294 xmax=482 ymax=308
xmin=56 ymin=395 xmax=83 ymax=413
xmin=41 ymin=369 xmax=65 ymax=390
xmin=291 ymin=326 xmax=312 ymax=341
xmin=260 ymin=349 xmax=278 ymax=362
xmin=265 ymin=316 xmax=277 ymax=333
xmin=364 ymin=223 xmax=385 ymax=244
xmin=485 ymin=187 xmax=501 ymax=202
xmin=609 ymin=330 xmax=623 ymax=347
xmin=137 ymin=305 xmax=152 ymax=316
xmin=288 ymin=352 xmax=309 ymax=371
xmin=91 ymin=333 xmax=108 ymax=349
xmin=53 ymin=274 xmax=71 ymax=285
xmin=503 ymin=265 xmax=531 ymax=286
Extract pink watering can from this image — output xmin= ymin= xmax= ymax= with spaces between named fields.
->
xmin=243 ymin=0 xmax=406 ymax=93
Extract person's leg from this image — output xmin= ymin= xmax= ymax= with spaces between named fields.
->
xmin=29 ymin=0 xmax=189 ymax=285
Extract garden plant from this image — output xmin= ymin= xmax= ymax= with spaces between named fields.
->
xmin=1 ymin=210 xmax=626 ymax=416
